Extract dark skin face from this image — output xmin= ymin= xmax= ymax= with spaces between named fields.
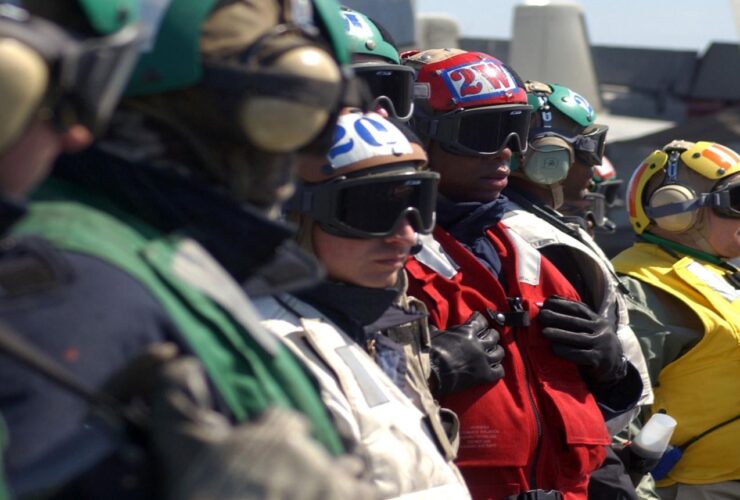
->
xmin=562 ymin=159 xmax=595 ymax=208
xmin=427 ymin=141 xmax=512 ymax=203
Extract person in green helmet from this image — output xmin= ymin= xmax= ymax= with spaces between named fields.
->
xmin=340 ymin=6 xmax=415 ymax=121
xmin=501 ymin=80 xmax=650 ymax=499
xmin=0 ymin=2 xmax=142 ymax=498
xmin=0 ymin=0 xmax=376 ymax=498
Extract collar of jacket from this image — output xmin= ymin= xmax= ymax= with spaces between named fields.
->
xmin=50 ymin=148 xmax=315 ymax=290
xmin=436 ymin=194 xmax=509 ymax=247
xmin=295 ymin=280 xmax=419 ymax=339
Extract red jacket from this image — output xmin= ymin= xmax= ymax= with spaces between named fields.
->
xmin=406 ymin=223 xmax=609 ymax=500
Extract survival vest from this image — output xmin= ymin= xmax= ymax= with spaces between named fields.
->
xmin=12 ymin=178 xmax=343 ymax=454
xmin=613 ymin=243 xmax=740 ymax=485
xmin=503 ymin=204 xmax=653 ymax=430
xmin=405 ymin=223 xmax=610 ymax=500
xmin=255 ymin=293 xmax=471 ymax=499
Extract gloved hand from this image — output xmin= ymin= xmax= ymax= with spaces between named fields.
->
xmin=538 ymin=296 xmax=627 ymax=387
xmin=430 ymin=311 xmax=505 ymax=396
xmin=108 ymin=344 xmax=378 ymax=500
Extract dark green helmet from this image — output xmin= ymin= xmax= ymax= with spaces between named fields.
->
xmin=339 ymin=6 xmax=399 ymax=64
xmin=126 ymin=0 xmax=350 ymax=96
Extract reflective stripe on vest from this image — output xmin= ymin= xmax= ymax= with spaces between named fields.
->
xmin=256 ymin=294 xmax=471 ymax=499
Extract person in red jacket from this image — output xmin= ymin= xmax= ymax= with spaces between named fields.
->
xmin=402 ymin=48 xmax=636 ymax=500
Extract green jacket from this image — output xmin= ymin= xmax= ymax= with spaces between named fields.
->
xmin=13 ymin=178 xmax=343 ymax=455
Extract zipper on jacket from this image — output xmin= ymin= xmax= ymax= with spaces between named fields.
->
xmin=509 ymin=296 xmax=543 ymax=490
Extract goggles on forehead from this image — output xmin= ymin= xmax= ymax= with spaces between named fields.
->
xmin=0 ymin=9 xmax=143 ymax=134
xmin=353 ymin=64 xmax=415 ymax=121
xmin=289 ymin=168 xmax=439 ymax=239
xmin=531 ymin=124 xmax=608 ymax=167
xmin=417 ymin=104 xmax=531 ymax=157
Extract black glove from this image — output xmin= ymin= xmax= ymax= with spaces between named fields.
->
xmin=538 ymin=296 xmax=626 ymax=387
xmin=430 ymin=311 xmax=505 ymax=396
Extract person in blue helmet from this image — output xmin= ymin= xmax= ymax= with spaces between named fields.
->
xmin=0 ymin=0 xmax=377 ymax=498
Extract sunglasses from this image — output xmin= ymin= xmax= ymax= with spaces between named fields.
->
xmin=353 ymin=64 xmax=415 ymax=121
xmin=290 ymin=168 xmax=439 ymax=238
xmin=417 ymin=104 xmax=532 ymax=157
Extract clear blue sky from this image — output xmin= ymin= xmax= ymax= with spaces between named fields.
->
xmin=416 ymin=0 xmax=740 ymax=52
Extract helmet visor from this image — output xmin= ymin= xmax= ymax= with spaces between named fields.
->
xmin=432 ymin=104 xmax=532 ymax=157
xmin=296 ymin=169 xmax=439 ymax=238
xmin=354 ymin=64 xmax=415 ymax=120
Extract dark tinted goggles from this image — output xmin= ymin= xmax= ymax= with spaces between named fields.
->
xmin=292 ymin=169 xmax=439 ymax=238
xmin=353 ymin=64 xmax=415 ymax=120
xmin=0 ymin=10 xmax=143 ymax=133
xmin=424 ymin=104 xmax=532 ymax=157
xmin=710 ymin=181 xmax=740 ymax=218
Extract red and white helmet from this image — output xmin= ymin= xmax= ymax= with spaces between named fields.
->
xmin=402 ymin=48 xmax=531 ymax=156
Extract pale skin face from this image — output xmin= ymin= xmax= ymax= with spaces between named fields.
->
xmin=0 ymin=120 xmax=92 ymax=200
xmin=312 ymin=218 xmax=417 ymax=288
xmin=705 ymin=208 xmax=740 ymax=259
xmin=427 ymin=141 xmax=512 ymax=202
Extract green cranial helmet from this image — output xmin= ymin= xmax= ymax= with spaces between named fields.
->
xmin=76 ymin=0 xmax=140 ymax=35
xmin=126 ymin=0 xmax=350 ymax=96
xmin=512 ymin=81 xmax=608 ymax=208
xmin=339 ymin=6 xmax=399 ymax=63
xmin=527 ymin=81 xmax=595 ymax=132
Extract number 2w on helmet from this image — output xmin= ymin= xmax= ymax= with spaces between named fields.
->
xmin=402 ymin=49 xmax=531 ymax=157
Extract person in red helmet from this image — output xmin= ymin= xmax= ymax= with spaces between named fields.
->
xmin=402 ymin=48 xmax=620 ymax=500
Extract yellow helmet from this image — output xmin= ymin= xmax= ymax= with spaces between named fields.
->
xmin=626 ymin=140 xmax=740 ymax=234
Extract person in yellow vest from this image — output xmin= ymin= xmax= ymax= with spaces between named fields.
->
xmin=612 ymin=139 xmax=740 ymax=500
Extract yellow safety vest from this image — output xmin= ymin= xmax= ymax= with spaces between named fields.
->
xmin=613 ymin=243 xmax=740 ymax=485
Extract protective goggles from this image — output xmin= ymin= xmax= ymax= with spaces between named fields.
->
xmin=353 ymin=64 xmax=415 ymax=121
xmin=0 ymin=9 xmax=143 ymax=134
xmin=531 ymin=124 xmax=608 ymax=167
xmin=419 ymin=104 xmax=531 ymax=157
xmin=709 ymin=179 xmax=740 ymax=218
xmin=290 ymin=168 xmax=439 ymax=238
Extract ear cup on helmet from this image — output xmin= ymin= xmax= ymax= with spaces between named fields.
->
xmin=0 ymin=38 xmax=48 ymax=154
xmin=239 ymin=45 xmax=341 ymax=153
xmin=648 ymin=184 xmax=699 ymax=232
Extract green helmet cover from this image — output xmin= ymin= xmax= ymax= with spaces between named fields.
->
xmin=527 ymin=82 xmax=596 ymax=128
xmin=340 ymin=6 xmax=399 ymax=64
xmin=77 ymin=0 xmax=140 ymax=35
xmin=314 ymin=0 xmax=351 ymax=65
xmin=125 ymin=0 xmax=350 ymax=97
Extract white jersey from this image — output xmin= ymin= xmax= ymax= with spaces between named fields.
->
xmin=254 ymin=294 xmax=471 ymax=500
